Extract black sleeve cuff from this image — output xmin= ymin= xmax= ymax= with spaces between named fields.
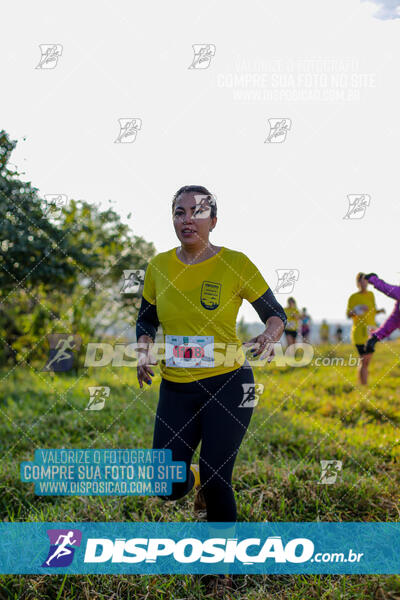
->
xmin=250 ymin=288 xmax=287 ymax=327
xmin=136 ymin=296 xmax=160 ymax=341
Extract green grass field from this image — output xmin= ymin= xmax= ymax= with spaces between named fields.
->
xmin=1 ymin=340 xmax=400 ymax=599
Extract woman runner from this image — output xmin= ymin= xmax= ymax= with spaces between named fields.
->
xmin=335 ymin=325 xmax=343 ymax=343
xmin=319 ymin=320 xmax=330 ymax=344
xmin=346 ymin=272 xmax=384 ymax=385
xmin=284 ymin=297 xmax=300 ymax=346
xmin=135 ymin=185 xmax=286 ymax=529
xmin=300 ymin=307 xmax=311 ymax=342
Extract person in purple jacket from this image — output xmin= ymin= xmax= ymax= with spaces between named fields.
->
xmin=363 ymin=273 xmax=400 ymax=353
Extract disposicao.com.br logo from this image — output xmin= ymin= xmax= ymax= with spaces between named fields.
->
xmin=1 ymin=522 xmax=389 ymax=574
xmin=81 ymin=535 xmax=363 ymax=566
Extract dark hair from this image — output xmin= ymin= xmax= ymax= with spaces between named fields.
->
xmin=356 ymin=272 xmax=364 ymax=286
xmin=172 ymin=185 xmax=217 ymax=219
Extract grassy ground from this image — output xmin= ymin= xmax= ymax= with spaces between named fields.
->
xmin=1 ymin=340 xmax=400 ymax=599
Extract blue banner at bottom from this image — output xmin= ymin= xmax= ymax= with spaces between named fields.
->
xmin=0 ymin=522 xmax=399 ymax=574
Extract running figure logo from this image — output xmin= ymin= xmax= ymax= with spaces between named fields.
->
xmin=239 ymin=383 xmax=264 ymax=408
xmin=42 ymin=529 xmax=82 ymax=567
xmin=192 ymin=193 xmax=217 ymax=219
xmin=35 ymin=44 xmax=63 ymax=69
xmin=343 ymin=194 xmax=371 ymax=219
xmin=120 ymin=269 xmax=145 ymax=294
xmin=42 ymin=334 xmax=82 ymax=372
xmin=265 ymin=118 xmax=292 ymax=143
xmin=114 ymin=118 xmax=142 ymax=143
xmin=43 ymin=194 xmax=67 ymax=219
xmin=274 ymin=269 xmax=299 ymax=294
xmin=188 ymin=44 xmax=216 ymax=69
xmin=318 ymin=460 xmax=342 ymax=484
xmin=85 ymin=386 xmax=110 ymax=410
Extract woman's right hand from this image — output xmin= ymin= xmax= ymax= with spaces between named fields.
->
xmin=136 ymin=335 xmax=158 ymax=388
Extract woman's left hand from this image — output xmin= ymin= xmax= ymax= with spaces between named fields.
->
xmin=243 ymin=317 xmax=285 ymax=362
xmin=243 ymin=332 xmax=276 ymax=362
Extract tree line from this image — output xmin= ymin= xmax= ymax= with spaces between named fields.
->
xmin=0 ymin=130 xmax=155 ymax=368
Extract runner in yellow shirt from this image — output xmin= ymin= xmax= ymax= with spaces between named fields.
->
xmin=135 ymin=186 xmax=287 ymax=556
xmin=346 ymin=272 xmax=384 ymax=385
xmin=319 ymin=320 xmax=330 ymax=344
xmin=284 ymin=297 xmax=301 ymax=346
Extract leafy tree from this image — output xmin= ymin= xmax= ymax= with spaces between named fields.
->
xmin=0 ymin=130 xmax=155 ymax=367
xmin=0 ymin=131 xmax=96 ymax=294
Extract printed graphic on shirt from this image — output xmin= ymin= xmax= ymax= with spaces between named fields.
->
xmin=200 ymin=281 xmax=221 ymax=310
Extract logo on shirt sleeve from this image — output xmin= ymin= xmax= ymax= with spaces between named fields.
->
xmin=200 ymin=281 xmax=221 ymax=310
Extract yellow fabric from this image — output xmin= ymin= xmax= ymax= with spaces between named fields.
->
xmin=320 ymin=323 xmax=329 ymax=339
xmin=190 ymin=464 xmax=201 ymax=487
xmin=141 ymin=246 xmax=269 ymax=382
xmin=284 ymin=307 xmax=300 ymax=331
xmin=346 ymin=291 xmax=377 ymax=345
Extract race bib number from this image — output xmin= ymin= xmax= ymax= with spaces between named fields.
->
xmin=353 ymin=304 xmax=366 ymax=315
xmin=165 ymin=335 xmax=214 ymax=368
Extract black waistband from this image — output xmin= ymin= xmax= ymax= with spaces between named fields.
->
xmin=161 ymin=361 xmax=253 ymax=392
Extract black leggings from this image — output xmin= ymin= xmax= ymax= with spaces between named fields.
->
xmin=152 ymin=362 xmax=255 ymax=522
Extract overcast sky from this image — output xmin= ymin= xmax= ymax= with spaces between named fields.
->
xmin=1 ymin=0 xmax=399 ymax=323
